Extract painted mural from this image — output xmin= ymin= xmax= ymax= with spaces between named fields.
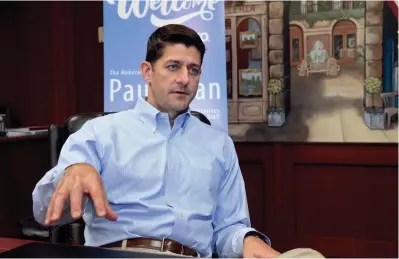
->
xmin=226 ymin=1 xmax=398 ymax=143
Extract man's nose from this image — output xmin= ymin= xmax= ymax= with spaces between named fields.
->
xmin=176 ymin=68 xmax=190 ymax=85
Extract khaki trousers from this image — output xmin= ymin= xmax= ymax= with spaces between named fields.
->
xmin=278 ymin=248 xmax=325 ymax=258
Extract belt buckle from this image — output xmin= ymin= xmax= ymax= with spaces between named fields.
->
xmin=160 ymin=237 xmax=166 ymax=252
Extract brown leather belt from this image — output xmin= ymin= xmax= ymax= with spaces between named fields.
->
xmin=101 ymin=237 xmax=198 ymax=257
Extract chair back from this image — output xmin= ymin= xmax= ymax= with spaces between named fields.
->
xmin=49 ymin=125 xmax=64 ymax=168
xmin=191 ymin=111 xmax=211 ymax=125
xmin=49 ymin=113 xmax=105 ymax=168
xmin=64 ymin=113 xmax=105 ymax=137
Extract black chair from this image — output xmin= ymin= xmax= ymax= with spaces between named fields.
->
xmin=21 ymin=110 xmax=211 ymax=245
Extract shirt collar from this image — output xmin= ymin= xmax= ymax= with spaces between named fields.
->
xmin=133 ymin=96 xmax=191 ymax=130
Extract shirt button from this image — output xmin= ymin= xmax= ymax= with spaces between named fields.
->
xmin=152 ymin=128 xmax=156 ymax=133
xmin=172 ymin=165 xmax=176 ymax=171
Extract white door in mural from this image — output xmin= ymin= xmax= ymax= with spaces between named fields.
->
xmin=332 ymin=20 xmax=357 ymax=62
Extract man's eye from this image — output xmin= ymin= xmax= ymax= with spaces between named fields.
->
xmin=189 ymin=67 xmax=200 ymax=75
xmin=167 ymin=64 xmax=178 ymax=71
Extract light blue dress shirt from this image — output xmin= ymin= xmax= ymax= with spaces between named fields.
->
xmin=32 ymin=97 xmax=271 ymax=257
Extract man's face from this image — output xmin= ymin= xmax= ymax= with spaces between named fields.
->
xmin=141 ymin=43 xmax=201 ymax=113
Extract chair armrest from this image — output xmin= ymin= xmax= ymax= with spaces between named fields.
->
xmin=20 ymin=217 xmax=50 ymax=242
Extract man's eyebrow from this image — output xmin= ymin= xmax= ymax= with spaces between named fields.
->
xmin=165 ymin=59 xmax=200 ymax=67
xmin=189 ymin=62 xmax=201 ymax=68
xmin=165 ymin=59 xmax=182 ymax=64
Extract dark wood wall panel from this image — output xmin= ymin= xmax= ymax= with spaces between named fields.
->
xmin=292 ymin=164 xmax=397 ymax=258
xmin=0 ymin=2 xmax=53 ymax=127
xmin=291 ymin=144 xmax=398 ymax=166
xmin=237 ymin=144 xmax=274 ymax=236
xmin=0 ymin=1 xmax=103 ymax=127
xmin=235 ymin=143 xmax=398 ymax=258
xmin=0 ymin=136 xmax=50 ymax=237
xmin=52 ymin=2 xmax=76 ymax=124
xmin=241 ymin=163 xmax=267 ymax=234
xmin=73 ymin=1 xmax=104 ymax=114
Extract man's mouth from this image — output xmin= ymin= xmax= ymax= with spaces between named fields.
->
xmin=172 ymin=90 xmax=188 ymax=95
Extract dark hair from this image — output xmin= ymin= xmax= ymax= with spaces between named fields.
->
xmin=145 ymin=24 xmax=206 ymax=65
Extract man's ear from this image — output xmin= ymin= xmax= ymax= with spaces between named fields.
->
xmin=140 ymin=61 xmax=152 ymax=83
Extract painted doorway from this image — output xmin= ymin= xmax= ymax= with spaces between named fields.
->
xmin=332 ymin=19 xmax=357 ymax=62
xmin=289 ymin=25 xmax=304 ymax=66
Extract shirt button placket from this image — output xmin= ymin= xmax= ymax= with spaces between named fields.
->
xmin=165 ymin=138 xmax=179 ymax=207
xmin=166 ymin=138 xmax=185 ymax=240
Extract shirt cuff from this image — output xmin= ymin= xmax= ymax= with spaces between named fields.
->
xmin=244 ymin=230 xmax=272 ymax=246
xmin=232 ymin=228 xmax=272 ymax=257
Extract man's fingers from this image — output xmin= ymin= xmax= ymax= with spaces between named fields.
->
xmin=45 ymin=190 xmax=57 ymax=225
xmin=45 ymin=179 xmax=67 ymax=225
xmin=70 ymin=180 xmax=84 ymax=219
xmin=49 ymin=183 xmax=71 ymax=223
xmin=104 ymin=202 xmax=118 ymax=221
xmin=84 ymin=177 xmax=117 ymax=221
xmin=46 ymin=167 xmax=117 ymax=224
xmin=87 ymin=184 xmax=107 ymax=217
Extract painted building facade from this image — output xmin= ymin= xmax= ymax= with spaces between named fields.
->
xmin=225 ymin=1 xmax=397 ymax=142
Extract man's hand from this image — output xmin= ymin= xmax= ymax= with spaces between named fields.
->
xmin=243 ymin=235 xmax=281 ymax=258
xmin=45 ymin=163 xmax=118 ymax=225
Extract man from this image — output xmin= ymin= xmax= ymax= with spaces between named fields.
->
xmin=32 ymin=24 xmax=322 ymax=258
